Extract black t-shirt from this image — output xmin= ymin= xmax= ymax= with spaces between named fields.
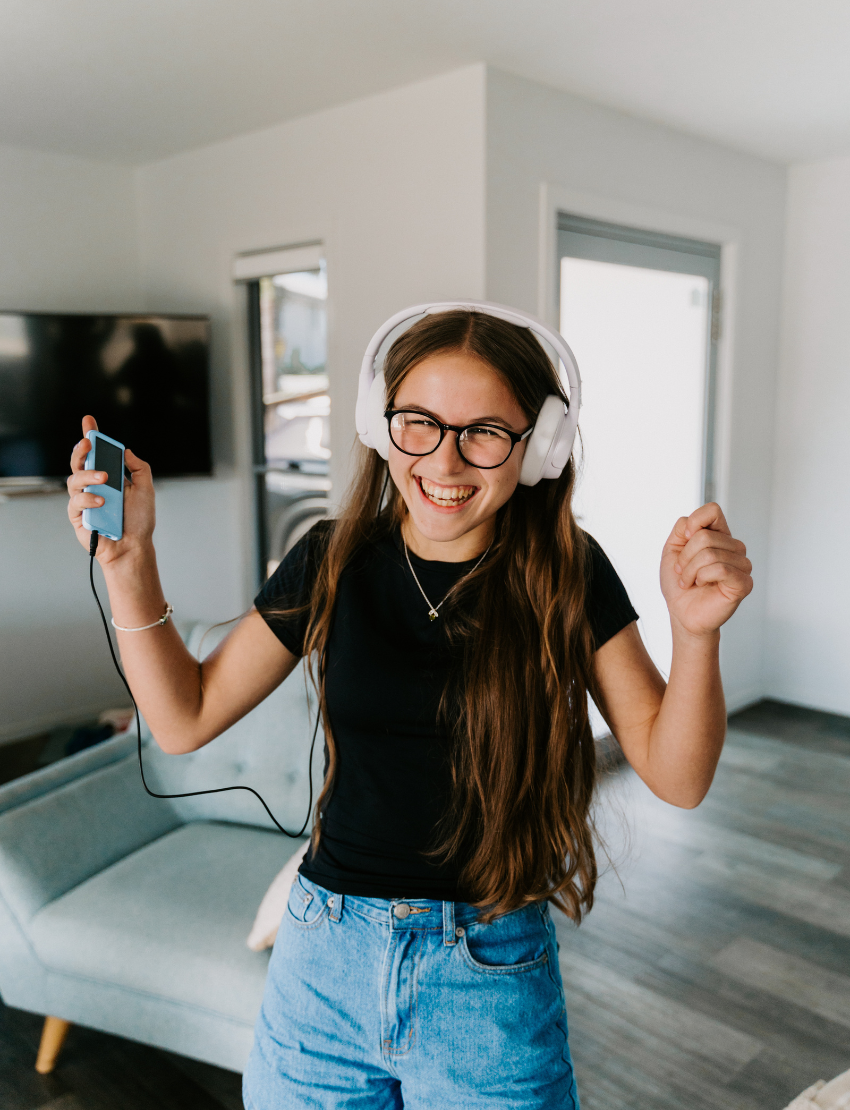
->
xmin=255 ymin=522 xmax=637 ymax=901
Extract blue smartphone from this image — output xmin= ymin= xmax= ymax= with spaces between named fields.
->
xmin=81 ymin=430 xmax=125 ymax=541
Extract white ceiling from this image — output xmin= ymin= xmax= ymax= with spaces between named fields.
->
xmin=2 ymin=0 xmax=849 ymax=165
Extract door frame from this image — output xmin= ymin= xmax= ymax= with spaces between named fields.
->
xmin=538 ymin=183 xmax=739 ymax=515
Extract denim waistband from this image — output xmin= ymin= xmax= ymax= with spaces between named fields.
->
xmin=300 ymin=876 xmax=487 ymax=945
xmin=341 ymin=891 xmax=482 ymax=933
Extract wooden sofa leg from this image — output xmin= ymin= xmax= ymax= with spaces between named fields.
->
xmin=35 ymin=1015 xmax=71 ymax=1074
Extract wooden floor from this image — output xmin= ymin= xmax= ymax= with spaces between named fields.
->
xmin=1 ymin=699 xmax=848 ymax=1109
xmin=555 ymin=700 xmax=850 ymax=1110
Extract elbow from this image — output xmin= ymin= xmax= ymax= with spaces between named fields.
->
xmin=672 ymin=792 xmax=707 ymax=810
xmin=151 ymin=728 xmax=209 ymax=756
xmin=151 ymin=733 xmax=189 ymax=756
xmin=656 ymin=781 xmax=712 ymax=809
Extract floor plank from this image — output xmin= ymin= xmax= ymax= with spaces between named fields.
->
xmin=553 ymin=700 xmax=850 ymax=1110
xmin=562 ymin=951 xmax=764 ymax=1072
xmin=713 ymin=938 xmax=850 ymax=1030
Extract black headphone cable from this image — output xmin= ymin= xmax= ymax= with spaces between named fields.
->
xmin=88 ymin=530 xmax=318 ymax=838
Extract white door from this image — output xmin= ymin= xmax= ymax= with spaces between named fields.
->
xmin=558 ymin=216 xmax=720 ymax=680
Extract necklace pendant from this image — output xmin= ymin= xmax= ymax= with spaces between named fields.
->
xmin=428 ymin=608 xmax=439 ymax=621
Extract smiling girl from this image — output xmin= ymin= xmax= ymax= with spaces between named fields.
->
xmin=67 ymin=306 xmax=752 ymax=1109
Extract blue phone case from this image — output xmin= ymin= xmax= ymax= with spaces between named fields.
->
xmin=82 ymin=430 xmax=125 ymax=541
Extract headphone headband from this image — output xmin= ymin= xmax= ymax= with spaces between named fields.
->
xmin=355 ymin=300 xmax=580 ymax=442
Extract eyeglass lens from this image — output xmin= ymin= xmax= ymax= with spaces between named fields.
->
xmin=388 ymin=412 xmax=514 ymax=468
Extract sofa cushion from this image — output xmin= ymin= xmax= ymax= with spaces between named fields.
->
xmin=28 ymin=821 xmax=299 ymax=1025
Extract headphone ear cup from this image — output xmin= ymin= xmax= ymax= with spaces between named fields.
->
xmin=519 ymin=395 xmax=569 ymax=486
xmin=365 ymin=371 xmax=390 ymax=459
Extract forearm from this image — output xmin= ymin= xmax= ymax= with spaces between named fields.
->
xmin=101 ymin=543 xmax=205 ymax=753
xmin=644 ymin=622 xmax=725 ymax=807
xmin=596 ymin=504 xmax=750 ymax=808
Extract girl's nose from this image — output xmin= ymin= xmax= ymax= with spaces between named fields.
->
xmin=430 ymin=430 xmax=468 ymax=475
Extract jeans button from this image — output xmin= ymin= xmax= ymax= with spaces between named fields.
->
xmin=394 ymin=903 xmax=411 ymax=919
xmin=455 ymin=926 xmax=465 ymax=937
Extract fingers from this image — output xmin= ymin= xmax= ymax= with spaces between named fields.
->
xmin=676 ymin=545 xmax=752 ymax=589
xmin=686 ymin=501 xmax=730 ymax=537
xmin=123 ymin=448 xmax=152 ymax=487
xmin=68 ymin=416 xmax=105 ymax=510
xmin=124 ymin=447 xmax=147 ymax=474
xmin=664 ymin=502 xmax=752 ymax=598
xmin=672 ymin=528 xmax=747 ymax=573
xmin=69 ymin=417 xmax=99 ymax=471
xmin=70 ymin=436 xmax=91 ymax=473
xmin=67 ymin=467 xmax=106 ymax=494
xmin=70 ymin=417 xmax=97 ymax=473
xmin=666 ymin=515 xmax=691 ymax=549
xmin=69 ymin=488 xmax=107 ymax=513
xmin=66 ymin=474 xmax=106 ymax=527
xmin=684 ymin=560 xmax=754 ymax=599
xmin=665 ymin=502 xmax=731 ymax=552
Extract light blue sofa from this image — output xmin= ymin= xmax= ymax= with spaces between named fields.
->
xmin=0 ymin=621 xmax=319 ymax=1073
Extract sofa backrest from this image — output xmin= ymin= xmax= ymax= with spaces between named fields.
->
xmin=0 ymin=753 xmax=180 ymax=923
xmin=138 ymin=621 xmax=324 ymax=833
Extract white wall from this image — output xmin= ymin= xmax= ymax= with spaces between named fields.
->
xmin=0 ymin=144 xmax=141 ymax=741
xmin=484 ymin=70 xmax=787 ymax=711
xmin=0 ymin=64 xmax=809 ymax=742
xmin=135 ymin=64 xmax=487 ymax=614
xmin=765 ymin=157 xmax=850 ymax=715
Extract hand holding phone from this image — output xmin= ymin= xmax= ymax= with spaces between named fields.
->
xmin=67 ymin=416 xmax=156 ymax=561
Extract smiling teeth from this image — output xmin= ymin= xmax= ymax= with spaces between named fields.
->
xmin=419 ymin=478 xmax=476 ymax=506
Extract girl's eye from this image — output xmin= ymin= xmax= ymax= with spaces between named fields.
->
xmin=467 ymin=426 xmax=508 ymax=440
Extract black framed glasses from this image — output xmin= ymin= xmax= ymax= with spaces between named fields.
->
xmin=385 ymin=409 xmax=532 ymax=469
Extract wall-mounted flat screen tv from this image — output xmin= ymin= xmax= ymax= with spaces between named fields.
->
xmin=0 ymin=312 xmax=212 ymax=483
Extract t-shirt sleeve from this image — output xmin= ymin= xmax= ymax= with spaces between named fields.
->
xmin=584 ymin=532 xmax=639 ymax=651
xmin=254 ymin=520 xmax=333 ymax=656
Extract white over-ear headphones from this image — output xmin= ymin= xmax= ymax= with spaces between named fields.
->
xmin=354 ymin=301 xmax=582 ymax=487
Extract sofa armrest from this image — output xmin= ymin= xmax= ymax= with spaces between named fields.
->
xmin=0 ymin=749 xmax=181 ymax=927
xmin=0 ymin=885 xmax=49 ymax=1013
xmin=0 ymin=730 xmax=140 ymax=817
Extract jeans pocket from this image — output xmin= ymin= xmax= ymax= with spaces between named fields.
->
xmin=460 ymin=904 xmax=550 ymax=975
xmin=286 ymin=874 xmax=330 ymax=928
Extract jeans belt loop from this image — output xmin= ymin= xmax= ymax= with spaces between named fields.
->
xmin=328 ymin=892 xmax=343 ymax=923
xmin=443 ymin=900 xmax=457 ymax=946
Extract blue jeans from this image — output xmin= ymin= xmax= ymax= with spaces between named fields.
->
xmin=243 ymin=875 xmax=579 ymax=1109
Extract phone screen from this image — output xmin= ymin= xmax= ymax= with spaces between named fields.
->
xmin=94 ymin=438 xmax=123 ymax=492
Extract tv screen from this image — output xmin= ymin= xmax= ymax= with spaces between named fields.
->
xmin=0 ymin=312 xmax=212 ymax=481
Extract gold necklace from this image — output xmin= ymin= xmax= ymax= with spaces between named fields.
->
xmin=402 ymin=533 xmax=493 ymax=621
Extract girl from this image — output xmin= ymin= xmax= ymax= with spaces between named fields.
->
xmin=66 ymin=306 xmax=752 ymax=1109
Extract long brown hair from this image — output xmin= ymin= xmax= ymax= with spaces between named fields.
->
xmin=296 ymin=310 xmax=599 ymax=922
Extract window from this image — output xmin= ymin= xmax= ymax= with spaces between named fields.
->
xmin=243 ymin=248 xmax=330 ymax=583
